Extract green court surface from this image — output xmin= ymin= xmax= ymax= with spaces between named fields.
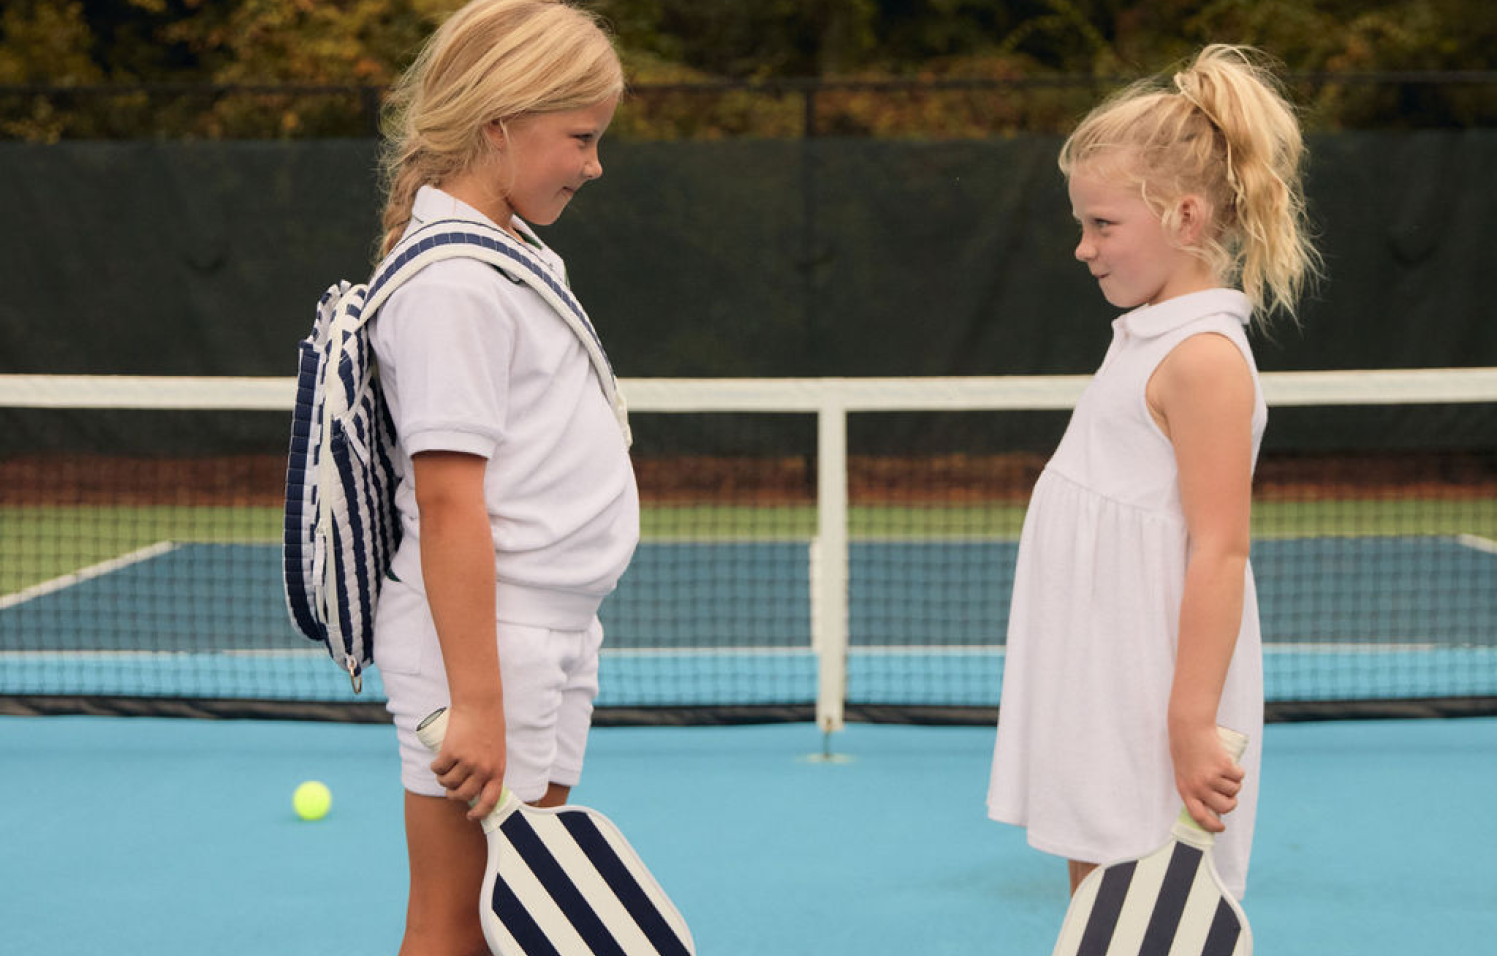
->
xmin=6 ymin=497 xmax=1493 ymax=591
xmin=645 ymin=499 xmax=1497 ymax=541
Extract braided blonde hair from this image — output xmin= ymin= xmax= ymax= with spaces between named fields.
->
xmin=1059 ymin=44 xmax=1320 ymax=323
xmin=377 ymin=0 xmax=623 ymax=256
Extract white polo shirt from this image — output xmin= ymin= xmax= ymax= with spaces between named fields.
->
xmin=371 ymin=186 xmax=639 ymax=629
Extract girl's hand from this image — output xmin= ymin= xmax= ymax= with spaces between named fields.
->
xmin=1169 ymin=722 xmax=1245 ymax=832
xmin=430 ymin=701 xmax=508 ymax=820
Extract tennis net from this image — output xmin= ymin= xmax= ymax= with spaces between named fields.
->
xmin=1 ymin=371 xmax=1493 ymax=725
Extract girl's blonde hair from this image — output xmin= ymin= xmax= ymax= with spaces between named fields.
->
xmin=1059 ymin=44 xmax=1319 ymax=322
xmin=377 ymin=0 xmax=623 ymax=256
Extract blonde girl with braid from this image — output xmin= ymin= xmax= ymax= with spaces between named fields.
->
xmin=367 ymin=3 xmax=636 ymax=953
xmin=986 ymin=45 xmax=1319 ymax=901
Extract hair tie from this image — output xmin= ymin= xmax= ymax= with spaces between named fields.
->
xmin=1174 ymin=70 xmax=1243 ymax=205
xmin=1172 ymin=72 xmax=1209 ymax=117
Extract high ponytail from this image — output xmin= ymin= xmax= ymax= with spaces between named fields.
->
xmin=376 ymin=0 xmax=623 ymax=258
xmin=1060 ymin=44 xmax=1320 ymax=323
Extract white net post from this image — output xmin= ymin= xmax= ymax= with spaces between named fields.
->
xmin=812 ymin=395 xmax=849 ymax=743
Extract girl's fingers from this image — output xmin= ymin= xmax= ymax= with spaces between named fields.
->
xmin=452 ymin=775 xmax=485 ymax=805
xmin=1186 ymin=797 xmax=1226 ymax=833
xmin=434 ymin=763 xmax=468 ymax=794
xmin=1204 ymin=789 xmax=1238 ymax=816
xmin=469 ymin=780 xmax=506 ymax=820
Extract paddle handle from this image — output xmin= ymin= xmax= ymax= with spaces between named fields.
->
xmin=1172 ymin=726 xmax=1249 ymax=839
xmin=1215 ymin=725 xmax=1249 ymax=762
xmin=414 ymin=707 xmax=517 ymax=831
xmin=414 ymin=705 xmax=452 ymax=753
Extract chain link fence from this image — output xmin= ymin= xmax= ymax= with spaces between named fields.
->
xmin=3 ymin=72 xmax=1495 ymax=141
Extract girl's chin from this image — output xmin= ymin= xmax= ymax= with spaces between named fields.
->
xmin=518 ymin=201 xmax=569 ymax=227
xmin=1101 ymin=291 xmax=1142 ymax=309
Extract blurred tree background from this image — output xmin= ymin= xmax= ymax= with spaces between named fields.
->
xmin=1 ymin=0 xmax=1493 ymax=139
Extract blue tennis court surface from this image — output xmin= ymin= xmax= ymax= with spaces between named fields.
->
xmin=2 ymin=716 xmax=1494 ymax=956
xmin=2 ymin=536 xmax=1494 ymax=703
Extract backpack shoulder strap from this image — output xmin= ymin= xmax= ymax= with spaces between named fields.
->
xmin=358 ymin=219 xmax=630 ymax=446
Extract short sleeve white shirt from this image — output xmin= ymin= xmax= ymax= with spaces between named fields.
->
xmin=370 ymin=186 xmax=639 ymax=628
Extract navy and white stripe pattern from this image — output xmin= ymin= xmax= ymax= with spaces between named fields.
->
xmin=284 ymin=218 xmax=630 ymax=686
xmin=415 ymin=709 xmax=693 ymax=956
xmin=283 ymin=279 xmax=403 ymax=685
xmin=1052 ymin=825 xmax=1250 ymax=956
xmin=480 ymin=801 xmax=695 ymax=956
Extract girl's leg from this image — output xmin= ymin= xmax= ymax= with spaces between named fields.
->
xmin=1068 ymin=860 xmax=1098 ymax=895
xmin=398 ymin=783 xmax=573 ymax=955
xmin=536 ymin=782 xmax=570 ymax=808
xmin=398 ymin=791 xmax=488 ymax=956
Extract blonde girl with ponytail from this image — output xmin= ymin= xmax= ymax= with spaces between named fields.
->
xmin=987 ymin=45 xmax=1318 ymax=901
xmin=366 ymin=5 xmax=636 ymax=954
xmin=378 ymin=0 xmax=624 ymax=255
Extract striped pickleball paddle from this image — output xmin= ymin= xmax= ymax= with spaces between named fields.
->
xmin=417 ymin=708 xmax=696 ymax=956
xmin=1051 ymin=727 xmax=1252 ymax=956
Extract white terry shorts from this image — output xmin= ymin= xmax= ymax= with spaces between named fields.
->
xmin=374 ymin=577 xmax=605 ymax=803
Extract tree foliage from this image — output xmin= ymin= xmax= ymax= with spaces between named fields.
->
xmin=1 ymin=0 xmax=1493 ymax=139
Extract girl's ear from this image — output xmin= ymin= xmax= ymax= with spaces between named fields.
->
xmin=482 ymin=119 xmax=506 ymax=150
xmin=1174 ymin=194 xmax=1209 ymax=245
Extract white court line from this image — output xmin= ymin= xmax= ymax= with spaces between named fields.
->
xmin=0 ymin=648 xmax=320 ymax=660
xmin=0 ymin=646 xmax=816 ymax=660
xmin=845 ymin=645 xmax=1004 ymax=655
xmin=609 ymin=643 xmax=1476 ymax=655
xmin=602 ymin=647 xmax=814 ymax=658
xmin=0 ymin=642 xmax=1485 ymax=661
xmin=0 ymin=541 xmax=177 ymax=610
xmin=850 ymin=643 xmax=1491 ymax=654
xmin=1457 ymin=533 xmax=1497 ymax=555
xmin=638 ymin=536 xmax=811 ymax=545
xmin=1264 ymin=641 xmax=1444 ymax=652
xmin=847 ymin=536 xmax=1021 ymax=544
xmin=0 ymin=650 xmax=208 ymax=660
xmin=842 ymin=642 xmax=1467 ymax=654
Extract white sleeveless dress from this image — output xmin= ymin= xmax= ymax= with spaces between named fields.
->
xmin=986 ymin=289 xmax=1266 ymax=899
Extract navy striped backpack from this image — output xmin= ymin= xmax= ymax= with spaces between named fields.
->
xmin=283 ymin=220 xmax=629 ymax=691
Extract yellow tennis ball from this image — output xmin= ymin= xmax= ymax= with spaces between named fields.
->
xmin=293 ymin=780 xmax=332 ymax=821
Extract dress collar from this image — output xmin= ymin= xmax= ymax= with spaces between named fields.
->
xmin=1114 ymin=289 xmax=1252 ymax=339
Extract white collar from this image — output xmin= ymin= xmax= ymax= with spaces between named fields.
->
xmin=410 ymin=184 xmax=539 ymax=246
xmin=1114 ymin=289 xmax=1252 ymax=339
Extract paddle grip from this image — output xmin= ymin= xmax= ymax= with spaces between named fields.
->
xmin=1172 ymin=726 xmax=1249 ymax=840
xmin=414 ymin=706 xmax=449 ymax=753
xmin=1216 ymin=725 xmax=1248 ymax=762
